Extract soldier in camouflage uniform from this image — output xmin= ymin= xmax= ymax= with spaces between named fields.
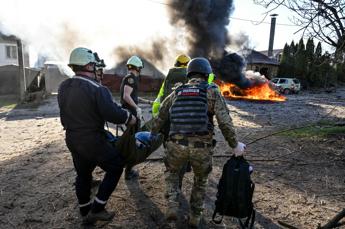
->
xmin=151 ymin=57 xmax=246 ymax=228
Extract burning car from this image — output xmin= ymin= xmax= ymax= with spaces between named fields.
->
xmin=217 ymin=71 xmax=286 ymax=102
xmin=212 ymin=51 xmax=286 ymax=102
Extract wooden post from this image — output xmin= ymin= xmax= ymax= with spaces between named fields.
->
xmin=17 ymin=39 xmax=26 ymax=101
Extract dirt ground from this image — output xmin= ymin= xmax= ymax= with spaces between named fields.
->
xmin=0 ymin=89 xmax=344 ymax=229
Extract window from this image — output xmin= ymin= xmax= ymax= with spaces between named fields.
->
xmin=279 ymin=79 xmax=287 ymax=84
xmin=271 ymin=79 xmax=278 ymax=83
xmin=293 ymin=79 xmax=300 ymax=84
xmin=5 ymin=45 xmax=17 ymax=59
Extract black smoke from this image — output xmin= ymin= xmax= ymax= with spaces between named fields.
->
xmin=217 ymin=52 xmax=253 ymax=88
xmin=167 ymin=0 xmax=255 ymax=89
xmin=168 ymin=0 xmax=234 ymax=58
xmin=112 ymin=38 xmax=170 ymax=68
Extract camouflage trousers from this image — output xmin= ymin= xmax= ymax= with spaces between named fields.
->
xmin=164 ymin=140 xmax=212 ymax=217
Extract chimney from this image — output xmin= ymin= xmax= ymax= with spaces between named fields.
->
xmin=268 ymin=14 xmax=278 ymax=57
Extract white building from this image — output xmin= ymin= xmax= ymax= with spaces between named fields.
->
xmin=0 ymin=33 xmax=29 ymax=66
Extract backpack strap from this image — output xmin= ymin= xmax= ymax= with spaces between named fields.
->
xmin=249 ymin=209 xmax=256 ymax=229
xmin=239 ymin=181 xmax=256 ymax=229
xmin=237 ymin=209 xmax=255 ymax=229
xmin=245 ymin=181 xmax=256 ymax=228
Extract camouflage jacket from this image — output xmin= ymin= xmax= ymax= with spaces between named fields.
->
xmin=151 ymin=77 xmax=238 ymax=148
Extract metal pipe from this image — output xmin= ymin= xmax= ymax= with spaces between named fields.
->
xmin=268 ymin=14 xmax=278 ymax=57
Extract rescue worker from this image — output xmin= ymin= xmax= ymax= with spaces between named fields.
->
xmin=120 ymin=55 xmax=144 ymax=180
xmin=58 ymin=47 xmax=136 ymax=224
xmin=151 ymin=54 xmax=192 ymax=189
xmin=151 ymin=57 xmax=246 ymax=228
xmin=94 ymin=52 xmax=106 ymax=83
xmin=152 ymin=54 xmax=191 ymax=117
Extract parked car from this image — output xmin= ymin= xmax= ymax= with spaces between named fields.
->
xmin=270 ymin=78 xmax=301 ymax=94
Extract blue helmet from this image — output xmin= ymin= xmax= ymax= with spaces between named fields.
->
xmin=135 ymin=131 xmax=155 ymax=147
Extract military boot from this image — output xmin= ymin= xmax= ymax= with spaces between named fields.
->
xmin=86 ymin=209 xmax=115 ymax=223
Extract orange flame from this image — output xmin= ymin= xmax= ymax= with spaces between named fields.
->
xmin=218 ymin=81 xmax=286 ymax=102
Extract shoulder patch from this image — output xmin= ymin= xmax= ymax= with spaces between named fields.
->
xmin=127 ymin=77 xmax=134 ymax=84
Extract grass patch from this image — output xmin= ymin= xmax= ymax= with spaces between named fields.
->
xmin=281 ymin=121 xmax=345 ymax=138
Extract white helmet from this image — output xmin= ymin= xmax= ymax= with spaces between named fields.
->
xmin=68 ymin=47 xmax=96 ymax=67
xmin=127 ymin=56 xmax=144 ymax=70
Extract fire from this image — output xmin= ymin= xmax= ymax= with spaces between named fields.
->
xmin=218 ymin=81 xmax=286 ymax=102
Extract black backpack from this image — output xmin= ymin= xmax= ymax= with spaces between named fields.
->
xmin=212 ymin=156 xmax=255 ymax=228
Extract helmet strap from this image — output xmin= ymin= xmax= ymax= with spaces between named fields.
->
xmin=83 ymin=63 xmax=97 ymax=79
xmin=128 ymin=68 xmax=140 ymax=76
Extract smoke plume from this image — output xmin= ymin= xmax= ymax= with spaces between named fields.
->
xmin=0 ymin=0 xmax=176 ymax=71
xmin=112 ymin=37 xmax=184 ymax=71
xmin=1 ymin=0 xmax=257 ymax=86
xmin=167 ymin=0 xmax=234 ymax=59
xmin=167 ymin=0 xmax=256 ymax=88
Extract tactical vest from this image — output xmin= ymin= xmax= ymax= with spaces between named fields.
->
xmin=169 ymin=82 xmax=210 ymax=136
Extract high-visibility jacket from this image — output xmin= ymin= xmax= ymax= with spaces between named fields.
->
xmin=152 ymin=67 xmax=188 ymax=117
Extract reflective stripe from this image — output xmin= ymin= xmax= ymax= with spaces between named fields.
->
xmin=208 ymin=73 xmax=215 ymax=84
xmin=95 ymin=197 xmax=107 ymax=205
xmin=79 ymin=200 xmax=92 ymax=208
xmin=157 ymin=81 xmax=165 ymax=98
xmin=73 ymin=76 xmax=100 ymax=88
xmin=152 ymin=100 xmax=160 ymax=117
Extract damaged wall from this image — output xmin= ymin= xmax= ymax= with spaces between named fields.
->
xmin=44 ymin=64 xmax=69 ymax=94
xmin=0 ymin=65 xmax=39 ymax=97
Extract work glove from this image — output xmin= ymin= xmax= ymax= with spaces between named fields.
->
xmin=136 ymin=107 xmax=143 ymax=120
xmin=233 ymin=142 xmax=246 ymax=157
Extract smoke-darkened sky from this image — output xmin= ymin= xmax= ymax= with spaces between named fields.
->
xmin=167 ymin=0 xmax=234 ymax=59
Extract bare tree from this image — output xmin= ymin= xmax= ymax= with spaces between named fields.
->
xmin=254 ymin=0 xmax=345 ymax=60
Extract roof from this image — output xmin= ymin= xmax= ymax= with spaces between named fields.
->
xmin=106 ymin=58 xmax=165 ymax=79
xmin=243 ymin=50 xmax=279 ymax=66
xmin=259 ymin=49 xmax=283 ymax=57
xmin=0 ymin=32 xmax=18 ymax=43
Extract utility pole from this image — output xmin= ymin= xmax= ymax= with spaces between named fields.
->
xmin=17 ymin=39 xmax=26 ymax=101
xmin=268 ymin=14 xmax=278 ymax=57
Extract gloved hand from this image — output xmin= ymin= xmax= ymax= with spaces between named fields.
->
xmin=233 ymin=142 xmax=246 ymax=157
xmin=136 ymin=107 xmax=143 ymax=120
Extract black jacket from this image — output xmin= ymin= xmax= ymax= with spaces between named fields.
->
xmin=58 ymin=75 xmax=130 ymax=133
